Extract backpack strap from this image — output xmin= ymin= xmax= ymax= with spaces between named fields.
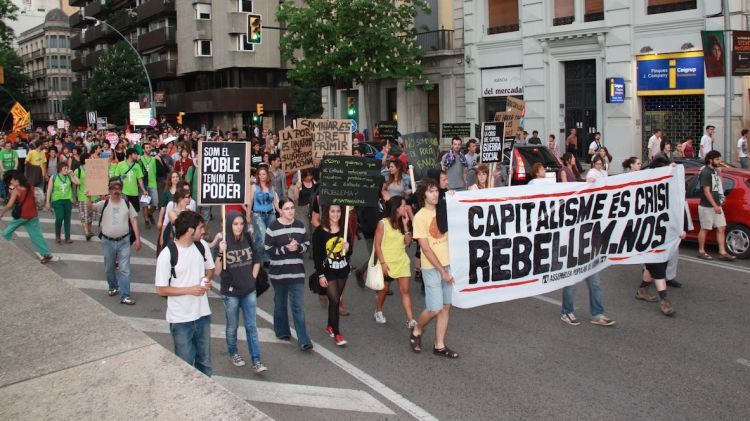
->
xmin=168 ymin=241 xmax=207 ymax=286
xmin=98 ymin=199 xmax=109 ymax=227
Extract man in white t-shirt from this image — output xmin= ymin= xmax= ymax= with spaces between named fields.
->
xmin=699 ymin=125 xmax=715 ymax=158
xmin=737 ymin=128 xmax=749 ymax=169
xmin=588 ymin=132 xmax=602 ymax=162
xmin=647 ymin=129 xmax=662 ymax=161
xmin=155 ymin=210 xmax=215 ymax=376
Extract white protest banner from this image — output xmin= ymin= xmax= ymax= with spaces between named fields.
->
xmin=279 ymin=127 xmax=313 ymax=173
xmin=296 ymin=118 xmax=353 ymax=159
xmin=198 ymin=141 xmax=250 ymax=205
xmin=446 ymin=166 xmax=685 ymax=309
xmin=126 ymin=133 xmax=141 ymax=144
xmin=129 ymin=102 xmax=152 ymax=126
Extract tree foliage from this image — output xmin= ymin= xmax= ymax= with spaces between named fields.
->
xmin=0 ymin=0 xmax=19 ymax=50
xmin=87 ymin=42 xmax=148 ymax=125
xmin=277 ymin=0 xmax=430 ymax=131
xmin=0 ymin=1 xmax=30 ymax=131
xmin=290 ymin=83 xmax=324 ymax=119
xmin=63 ymin=87 xmax=88 ymax=126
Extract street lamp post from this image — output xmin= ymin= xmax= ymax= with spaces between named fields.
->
xmin=82 ymin=16 xmax=154 ymax=120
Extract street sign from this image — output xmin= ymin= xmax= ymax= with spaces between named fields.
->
xmin=149 ymin=118 xmax=157 ymax=127
xmin=351 ymin=119 xmax=358 ymax=133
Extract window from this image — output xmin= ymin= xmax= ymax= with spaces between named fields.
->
xmin=584 ymin=0 xmax=604 ymax=22
xmin=554 ymin=0 xmax=575 ymax=26
xmin=238 ymin=34 xmax=255 ymax=51
xmin=195 ymin=4 xmax=211 ymax=20
xmin=487 ymin=0 xmax=519 ymax=34
xmin=239 ymin=0 xmax=252 ymax=13
xmin=51 ymin=77 xmax=59 ymax=91
xmin=195 ymin=40 xmax=212 ymax=56
xmin=647 ymin=0 xmax=696 ymax=14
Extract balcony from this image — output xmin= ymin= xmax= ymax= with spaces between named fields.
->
xmin=108 ymin=9 xmax=138 ymax=33
xmin=553 ymin=16 xmax=575 ymax=26
xmin=85 ymin=0 xmax=107 ymax=18
xmin=84 ymin=49 xmax=106 ymax=68
xmin=71 ymin=33 xmax=81 ymax=49
xmin=69 ymin=0 xmax=86 ymax=6
xmin=31 ymin=69 xmax=46 ymax=78
xmin=31 ymin=49 xmax=46 ymax=59
xmin=138 ymin=26 xmax=176 ymax=52
xmin=31 ymin=90 xmax=48 ymax=100
xmin=414 ymin=29 xmax=454 ymax=54
xmin=137 ymin=0 xmax=175 ymax=24
xmin=487 ymin=23 xmax=520 ymax=35
xmin=648 ymin=0 xmax=696 ymax=14
xmin=71 ymin=56 xmax=84 ymax=72
xmin=146 ymin=59 xmax=177 ymax=80
xmin=70 ymin=10 xmax=83 ymax=28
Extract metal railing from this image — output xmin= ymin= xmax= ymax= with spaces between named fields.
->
xmin=414 ymin=29 xmax=454 ymax=52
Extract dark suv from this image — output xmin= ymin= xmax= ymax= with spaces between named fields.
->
xmin=504 ymin=145 xmax=563 ymax=185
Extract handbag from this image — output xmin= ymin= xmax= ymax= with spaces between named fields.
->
xmin=364 ymin=247 xmax=385 ymax=291
xmin=256 ymin=267 xmax=270 ymax=297
xmin=309 ymin=234 xmax=341 ymax=295
xmin=12 ymin=188 xmax=30 ymax=219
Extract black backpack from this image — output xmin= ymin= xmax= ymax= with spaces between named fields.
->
xmin=166 ymin=240 xmax=208 ymax=285
xmin=155 ymin=155 xmax=169 ymax=179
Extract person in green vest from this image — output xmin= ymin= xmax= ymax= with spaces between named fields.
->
xmin=114 ymin=147 xmax=147 ymax=217
xmin=73 ymin=162 xmax=98 ymax=241
xmin=186 ymin=157 xmax=211 ymax=223
xmin=45 ymin=162 xmax=80 ymax=244
xmin=0 ymin=141 xmax=19 ymax=203
xmin=139 ymin=143 xmax=159 ymax=229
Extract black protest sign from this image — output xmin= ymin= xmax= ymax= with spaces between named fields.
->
xmin=280 ymin=127 xmax=314 ymax=173
xmin=402 ymin=132 xmax=439 ymax=180
xmin=377 ymin=121 xmax=398 ymax=141
xmin=502 ymin=136 xmax=515 ymax=165
xmin=480 ymin=122 xmax=504 ymax=163
xmin=198 ymin=141 xmax=250 ymax=205
xmin=441 ymin=123 xmax=471 ymax=138
xmin=320 ymin=156 xmax=382 ymax=207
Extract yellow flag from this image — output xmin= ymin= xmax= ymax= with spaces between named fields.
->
xmin=11 ymin=102 xmax=31 ymax=132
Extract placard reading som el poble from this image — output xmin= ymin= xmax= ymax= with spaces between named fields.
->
xmin=198 ymin=141 xmax=250 ymax=205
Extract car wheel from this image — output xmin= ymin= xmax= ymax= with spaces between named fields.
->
xmin=725 ymin=224 xmax=750 ymax=259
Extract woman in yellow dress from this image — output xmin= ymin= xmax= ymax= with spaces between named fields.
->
xmin=373 ymin=195 xmax=415 ymax=328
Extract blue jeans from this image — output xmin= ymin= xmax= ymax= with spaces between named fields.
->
xmin=272 ymin=282 xmax=311 ymax=348
xmin=221 ymin=292 xmax=261 ymax=364
xmin=740 ymin=157 xmax=749 ymax=169
xmin=252 ymin=212 xmax=275 ymax=262
xmin=561 ymin=272 xmax=604 ymax=317
xmin=101 ymin=236 xmax=131 ymax=301
xmin=170 ymin=315 xmax=212 ymax=377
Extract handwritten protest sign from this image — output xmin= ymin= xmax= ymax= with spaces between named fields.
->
xmin=84 ymin=158 xmax=110 ymax=196
xmin=447 ymin=166 xmax=685 ymax=308
xmin=441 ymin=123 xmax=472 ymax=139
xmin=377 ymin=121 xmax=398 ymax=141
xmin=480 ymin=122 xmax=504 ymax=163
xmin=198 ymin=141 xmax=250 ymax=205
xmin=280 ymin=127 xmax=314 ymax=173
xmin=402 ymin=132 xmax=439 ymax=180
xmin=320 ymin=156 xmax=382 ymax=207
xmin=296 ymin=118 xmax=353 ymax=159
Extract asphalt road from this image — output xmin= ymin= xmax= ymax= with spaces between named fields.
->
xmin=3 ymin=209 xmax=749 ymax=420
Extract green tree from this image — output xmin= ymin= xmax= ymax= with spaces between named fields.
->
xmin=290 ymin=82 xmax=324 ymax=119
xmin=0 ymin=0 xmax=19 ymax=50
xmin=87 ymin=42 xmax=148 ymax=125
xmin=63 ymin=87 xmax=88 ymax=126
xmin=277 ymin=0 xmax=430 ymax=133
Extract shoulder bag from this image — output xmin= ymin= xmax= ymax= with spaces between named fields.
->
xmin=364 ymin=246 xmax=385 ymax=291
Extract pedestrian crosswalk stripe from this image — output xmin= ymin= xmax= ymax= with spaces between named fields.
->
xmin=64 ymin=278 xmax=219 ymax=299
xmin=214 ymin=376 xmax=396 ymax=415
xmin=44 ymin=252 xmax=157 ymax=266
xmin=3 ymin=216 xmax=81 ymax=225
xmin=120 ymin=316 xmax=286 ymax=344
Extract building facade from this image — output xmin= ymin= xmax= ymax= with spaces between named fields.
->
xmin=464 ymin=0 xmax=748 ymax=165
xmin=17 ymin=8 xmax=76 ymax=124
xmin=9 ymin=1 xmax=76 ymax=47
xmin=69 ymin=0 xmax=291 ymax=131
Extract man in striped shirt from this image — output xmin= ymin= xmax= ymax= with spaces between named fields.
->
xmin=264 ymin=199 xmax=313 ymax=350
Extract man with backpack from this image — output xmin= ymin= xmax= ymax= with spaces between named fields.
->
xmin=155 ymin=210 xmax=215 ymax=376
xmin=139 ymin=143 xmax=159 ymax=229
xmin=93 ymin=178 xmax=142 ymax=305
xmin=114 ymin=147 xmax=147 ymax=216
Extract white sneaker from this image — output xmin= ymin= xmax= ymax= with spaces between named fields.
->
xmin=252 ymin=362 xmax=268 ymax=373
xmin=230 ymin=354 xmax=246 ymax=367
xmin=406 ymin=319 xmax=418 ymax=329
xmin=374 ymin=311 xmax=386 ymax=324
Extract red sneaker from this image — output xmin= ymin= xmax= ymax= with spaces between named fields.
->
xmin=334 ymin=334 xmax=347 ymax=346
xmin=325 ymin=325 xmax=334 ymax=338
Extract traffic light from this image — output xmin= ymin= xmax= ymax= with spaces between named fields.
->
xmin=248 ymin=14 xmax=262 ymax=44
xmin=346 ymin=96 xmax=357 ymax=117
xmin=176 ymin=112 xmax=185 ymax=125
xmin=256 ymin=103 xmax=264 ymax=116
xmin=252 ymin=113 xmax=259 ymax=123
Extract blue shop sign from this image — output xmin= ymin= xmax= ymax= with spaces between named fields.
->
xmin=606 ymin=77 xmax=625 ymax=103
xmin=636 ymin=52 xmax=704 ymax=96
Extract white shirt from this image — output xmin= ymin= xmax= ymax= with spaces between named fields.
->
xmin=163 ymin=199 xmax=197 ymax=225
xmin=588 ymin=141 xmax=600 ymax=154
xmin=155 ymin=240 xmax=215 ymax=323
xmin=586 ymin=168 xmax=608 ymax=180
xmin=647 ymin=135 xmax=661 ymax=159
xmin=737 ymin=136 xmax=748 ymax=158
xmin=700 ymin=135 xmax=713 ymax=157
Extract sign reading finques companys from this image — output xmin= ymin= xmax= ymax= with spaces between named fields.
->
xmin=482 ymin=67 xmax=524 ymax=97
xmin=296 ymin=118 xmax=353 ymax=159
xmin=198 ymin=141 xmax=250 ymax=205
xmin=279 ymin=127 xmax=314 ymax=173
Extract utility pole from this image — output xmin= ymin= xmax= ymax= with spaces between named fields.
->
xmin=723 ymin=0 xmax=732 ymax=160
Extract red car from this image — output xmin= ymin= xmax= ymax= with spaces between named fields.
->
xmin=684 ymin=167 xmax=750 ymax=258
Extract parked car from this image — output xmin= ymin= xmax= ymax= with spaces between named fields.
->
xmin=673 ymin=158 xmax=735 ymax=169
xmin=504 ymin=145 xmax=562 ymax=185
xmin=684 ymin=167 xmax=750 ymax=258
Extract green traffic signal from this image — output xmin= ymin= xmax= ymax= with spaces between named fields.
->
xmin=347 ymin=107 xmax=356 ymax=117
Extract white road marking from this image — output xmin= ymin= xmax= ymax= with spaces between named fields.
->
xmin=214 ymin=376 xmax=395 ymax=415
xmin=679 ymin=255 xmax=750 ymax=275
xmin=531 ymin=294 xmax=563 ymax=307
xmin=3 ymin=216 xmax=81 ymax=225
xmin=43 ymin=252 xmax=156 ymax=266
xmin=17 ymin=232 xmax=95 ymax=242
xmin=120 ymin=316 xmax=285 ymax=344
xmin=64 ymin=278 xmax=219 ymax=299
xmin=737 ymin=358 xmax=750 ymax=368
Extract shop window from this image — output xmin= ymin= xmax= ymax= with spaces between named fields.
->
xmin=238 ymin=0 xmax=252 ymax=13
xmin=487 ymin=0 xmax=519 ymax=35
xmin=238 ymin=34 xmax=255 ymax=52
xmin=584 ymin=0 xmax=604 ymax=22
xmin=195 ymin=4 xmax=211 ymax=20
xmin=195 ymin=40 xmax=212 ymax=57
xmin=647 ymin=0 xmax=697 ymax=15
xmin=554 ymin=0 xmax=575 ymax=26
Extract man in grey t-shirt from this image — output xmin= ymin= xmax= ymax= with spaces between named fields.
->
xmin=440 ymin=137 xmax=468 ymax=191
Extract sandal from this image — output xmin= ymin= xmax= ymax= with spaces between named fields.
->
xmin=718 ymin=254 xmax=736 ymax=261
xmin=409 ymin=330 xmax=422 ymax=353
xmin=696 ymin=252 xmax=713 ymax=260
xmin=433 ymin=346 xmax=459 ymax=359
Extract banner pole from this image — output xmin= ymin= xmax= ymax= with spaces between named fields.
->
xmin=489 ymin=163 xmax=495 ymax=188
xmin=221 ymin=205 xmax=227 ymax=270
xmin=408 ymin=165 xmax=416 ymax=192
xmin=343 ymin=205 xmax=350 ymax=244
xmin=297 ymin=169 xmax=301 ymax=185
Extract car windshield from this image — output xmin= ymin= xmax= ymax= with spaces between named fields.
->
xmin=517 ymin=147 xmax=559 ymax=166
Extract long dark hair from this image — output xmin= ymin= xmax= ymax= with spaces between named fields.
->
xmin=384 ymin=195 xmax=408 ymax=234
xmin=387 ymin=159 xmax=404 ymax=186
xmin=320 ymin=204 xmax=344 ymax=233
xmin=3 ymin=170 xmax=31 ymax=190
xmin=562 ymin=152 xmax=580 ymax=179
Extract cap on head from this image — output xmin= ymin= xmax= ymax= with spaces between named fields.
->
xmin=108 ymin=177 xmax=123 ymax=190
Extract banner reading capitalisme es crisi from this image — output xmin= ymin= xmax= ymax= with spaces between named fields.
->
xmin=446 ymin=166 xmax=685 ymax=309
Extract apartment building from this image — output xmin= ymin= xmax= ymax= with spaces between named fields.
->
xmin=17 ymin=8 xmax=76 ymax=124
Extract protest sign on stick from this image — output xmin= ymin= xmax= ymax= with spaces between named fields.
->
xmin=447 ymin=166 xmax=686 ymax=308
xmin=279 ymin=127 xmax=314 ymax=173
xmin=296 ymin=118 xmax=353 ymax=159
xmin=480 ymin=122 xmax=504 ymax=163
xmin=377 ymin=121 xmax=398 ymax=142
xmin=441 ymin=123 xmax=472 ymax=139
xmin=319 ymin=156 xmax=382 ymax=207
xmin=402 ymin=132 xmax=439 ymax=180
xmin=84 ymin=158 xmax=111 ymax=196
xmin=197 ymin=141 xmax=250 ymax=206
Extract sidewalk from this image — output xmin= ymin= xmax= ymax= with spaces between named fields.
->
xmin=0 ymin=241 xmax=271 ymax=420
